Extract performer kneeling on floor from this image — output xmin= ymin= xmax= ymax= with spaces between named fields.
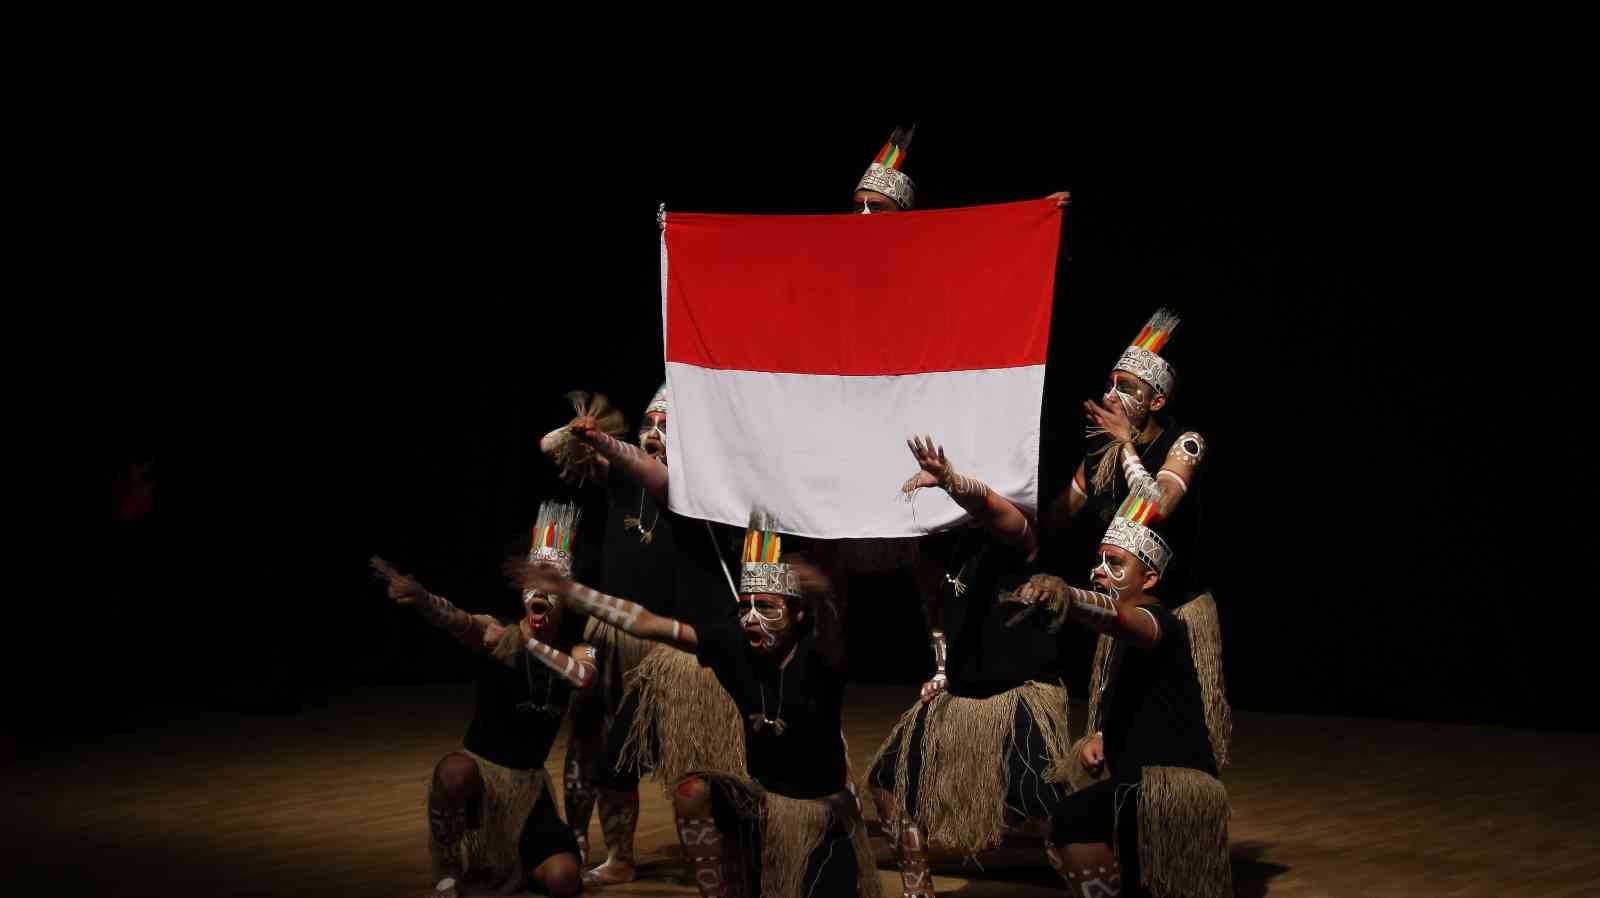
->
xmin=1007 ymin=489 xmax=1230 ymax=898
xmin=515 ymin=511 xmax=880 ymax=898
xmin=372 ymin=500 xmax=596 ymax=898
xmin=868 ymin=436 xmax=1075 ymax=897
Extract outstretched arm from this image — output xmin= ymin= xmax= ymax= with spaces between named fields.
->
xmin=572 ymin=416 xmax=669 ymax=503
xmin=1006 ymin=574 xmax=1160 ymax=649
xmin=509 ymin=558 xmax=697 ymax=654
xmin=901 ymin=436 xmax=1036 ymax=559
xmin=371 ymin=557 xmax=490 ymax=649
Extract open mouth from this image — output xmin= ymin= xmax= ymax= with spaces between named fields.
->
xmin=743 ymin=625 xmax=772 ymax=648
xmin=525 ymin=599 xmax=555 ymax=628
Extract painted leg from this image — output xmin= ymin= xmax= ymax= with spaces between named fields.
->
xmin=425 ymin=752 xmax=481 ymax=898
xmin=582 ymin=787 xmax=640 ymax=886
xmin=563 ymin=700 xmax=604 ymax=864
xmin=674 ymin=776 xmax=734 ymax=898
xmin=873 ymin=786 xmax=934 ymax=897
xmin=1047 ymin=840 xmax=1122 ymax=898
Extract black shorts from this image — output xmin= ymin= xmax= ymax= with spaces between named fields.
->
xmin=518 ymin=786 xmax=582 ymax=871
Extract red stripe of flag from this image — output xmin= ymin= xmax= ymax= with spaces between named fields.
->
xmin=665 ymin=198 xmax=1062 ymax=375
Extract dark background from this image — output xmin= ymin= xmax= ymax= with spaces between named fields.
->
xmin=54 ymin=106 xmax=1591 ymax=756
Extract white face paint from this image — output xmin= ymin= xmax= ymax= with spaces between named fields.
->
xmin=1091 ymin=553 xmax=1127 ymax=599
xmin=739 ymin=595 xmax=789 ymax=651
xmin=1104 ymin=371 xmax=1153 ymax=421
xmin=638 ymin=412 xmax=668 ymax=459
xmin=640 ymin=424 xmax=665 ymax=448
xmin=1104 ymin=386 xmax=1146 ymax=417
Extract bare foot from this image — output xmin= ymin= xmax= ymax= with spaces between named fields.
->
xmin=581 ymin=859 xmax=638 ymax=887
xmin=424 ymin=877 xmax=459 ymax=898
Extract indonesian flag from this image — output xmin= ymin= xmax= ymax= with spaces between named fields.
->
xmin=662 ymin=197 xmax=1063 ymax=538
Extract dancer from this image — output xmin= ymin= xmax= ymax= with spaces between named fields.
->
xmin=1011 ymin=491 xmax=1231 ymax=898
xmin=869 ymin=436 xmax=1074 ymax=897
xmin=516 ymin=512 xmax=879 ymax=898
xmin=373 ymin=500 xmax=593 ymax=898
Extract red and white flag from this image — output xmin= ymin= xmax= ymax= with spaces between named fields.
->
xmin=662 ymin=197 xmax=1063 ymax=538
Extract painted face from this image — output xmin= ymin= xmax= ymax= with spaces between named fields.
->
xmin=737 ymin=592 xmax=794 ymax=655
xmin=638 ymin=411 xmax=668 ymax=460
xmin=523 ymin=583 xmax=564 ymax=642
xmin=1090 ymin=544 xmax=1145 ymax=598
xmin=1103 ymin=372 xmax=1156 ymax=427
xmin=852 ymin=189 xmax=899 ymax=214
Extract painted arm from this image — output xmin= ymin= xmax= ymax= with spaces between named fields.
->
xmin=371 ymin=557 xmax=489 ymax=649
xmin=901 ymin=436 xmax=1037 ymax=559
xmin=1006 ymin=574 xmax=1161 ymax=649
xmin=1115 ymin=430 xmax=1206 ymax=518
xmin=574 ymin=421 xmax=669 ymax=504
xmin=526 ymin=639 xmax=600 ymax=690
xmin=510 ymin=558 xmax=697 ymax=654
xmin=1086 ymin=397 xmax=1208 ymax=520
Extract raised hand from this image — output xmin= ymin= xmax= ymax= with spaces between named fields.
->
xmin=371 ymin=557 xmax=428 ymax=606
xmin=901 ymin=435 xmax=952 ymax=493
xmin=542 ymin=414 xmax=608 ymax=483
xmin=568 ymin=414 xmax=603 ymax=444
xmin=372 ymin=556 xmax=478 ymax=643
xmin=1084 ymin=396 xmax=1136 ymax=444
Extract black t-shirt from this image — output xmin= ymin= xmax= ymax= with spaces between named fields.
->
xmin=692 ymin=612 xmax=850 ymax=800
xmin=939 ymin=532 xmax=1062 ymax=699
xmin=462 ymin=616 xmax=584 ymax=770
xmin=599 ymin=481 xmax=678 ymax=617
xmin=1098 ymin=603 xmax=1217 ymax=780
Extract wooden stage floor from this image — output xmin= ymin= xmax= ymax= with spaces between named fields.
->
xmin=7 ymin=682 xmax=1598 ymax=897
